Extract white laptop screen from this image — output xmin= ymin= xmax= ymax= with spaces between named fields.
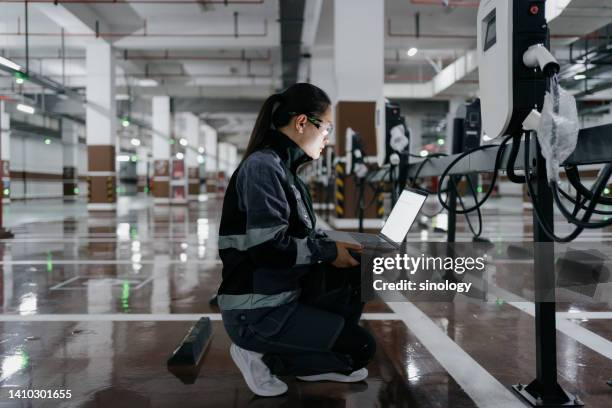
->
xmin=380 ymin=189 xmax=427 ymax=243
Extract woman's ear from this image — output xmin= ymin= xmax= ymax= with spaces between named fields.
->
xmin=295 ymin=114 xmax=307 ymax=133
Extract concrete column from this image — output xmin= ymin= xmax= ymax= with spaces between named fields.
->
xmin=86 ymin=41 xmax=117 ymax=211
xmin=183 ymin=113 xmax=200 ymax=201
xmin=62 ymin=120 xmax=79 ymax=200
xmin=136 ymin=146 xmax=149 ymax=194
xmin=202 ymin=122 xmax=218 ymax=195
xmin=1 ymin=101 xmax=10 ymax=203
xmin=311 ymin=47 xmax=336 ymax=144
xmin=170 ymin=113 xmax=188 ymax=205
xmin=152 ymin=96 xmax=171 ymax=205
xmin=333 ymin=0 xmax=384 ymax=226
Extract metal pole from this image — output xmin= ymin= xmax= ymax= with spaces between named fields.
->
xmin=25 ymin=0 xmax=29 ymax=74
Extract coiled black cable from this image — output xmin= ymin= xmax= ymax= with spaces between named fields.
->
xmin=566 ymin=166 xmax=612 ymax=205
xmin=523 ymin=131 xmax=612 ymax=242
xmin=436 ymin=134 xmax=513 ymax=214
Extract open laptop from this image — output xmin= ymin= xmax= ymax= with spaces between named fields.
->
xmin=324 ymin=188 xmax=428 ymax=249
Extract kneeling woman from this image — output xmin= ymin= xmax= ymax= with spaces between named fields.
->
xmin=217 ymin=83 xmax=376 ymax=397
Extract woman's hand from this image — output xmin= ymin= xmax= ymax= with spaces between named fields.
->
xmin=332 ymin=241 xmax=363 ymax=268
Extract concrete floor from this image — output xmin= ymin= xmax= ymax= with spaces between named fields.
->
xmin=0 ymin=195 xmax=610 ymax=407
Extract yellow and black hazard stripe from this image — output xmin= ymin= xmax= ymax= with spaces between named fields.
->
xmin=377 ymin=191 xmax=385 ymax=218
xmin=335 ymin=162 xmax=345 ymax=217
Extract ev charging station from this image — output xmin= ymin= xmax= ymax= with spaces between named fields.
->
xmin=397 ymin=0 xmax=612 ymax=406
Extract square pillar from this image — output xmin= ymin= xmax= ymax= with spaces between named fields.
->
xmin=86 ymin=41 xmax=117 ymax=211
xmin=152 ymin=96 xmax=171 ymax=205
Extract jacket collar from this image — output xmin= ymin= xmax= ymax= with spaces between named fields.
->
xmin=267 ymin=129 xmax=312 ymax=173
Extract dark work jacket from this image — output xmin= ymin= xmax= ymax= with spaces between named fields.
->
xmin=216 ymin=130 xmax=338 ymax=311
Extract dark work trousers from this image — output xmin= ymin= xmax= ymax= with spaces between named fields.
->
xmin=222 ymin=263 xmax=376 ymax=377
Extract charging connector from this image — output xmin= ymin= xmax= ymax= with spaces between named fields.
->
xmin=523 ymin=44 xmax=560 ymax=76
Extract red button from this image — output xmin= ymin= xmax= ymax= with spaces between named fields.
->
xmin=530 ymin=5 xmax=539 ymax=15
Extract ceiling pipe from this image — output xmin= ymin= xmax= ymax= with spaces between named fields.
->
xmin=410 ymin=0 xmax=479 ymax=7
xmin=1 ymin=20 xmax=268 ymax=38
xmin=5 ymin=50 xmax=273 ymax=61
xmin=0 ymin=0 xmax=264 ymax=4
xmin=388 ymin=18 xmax=610 ymax=40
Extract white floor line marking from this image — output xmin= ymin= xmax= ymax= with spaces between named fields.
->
xmin=557 ymin=312 xmax=612 ymax=319
xmin=385 ymin=295 xmax=523 ymax=408
xmin=0 ymin=313 xmax=399 ymax=322
xmin=134 ymin=277 xmax=154 ymax=290
xmin=48 ymin=276 xmax=80 ymax=291
xmin=489 ymin=286 xmax=612 ymax=360
xmin=2 ymin=260 xmax=222 ymax=265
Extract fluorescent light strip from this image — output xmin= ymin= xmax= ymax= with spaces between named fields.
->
xmin=16 ymin=103 xmax=35 ymax=114
xmin=0 ymin=56 xmax=23 ymax=72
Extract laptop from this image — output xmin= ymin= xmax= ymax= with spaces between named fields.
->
xmin=324 ymin=188 xmax=428 ymax=249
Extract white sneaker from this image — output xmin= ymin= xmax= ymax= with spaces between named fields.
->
xmin=229 ymin=343 xmax=288 ymax=397
xmin=296 ymin=368 xmax=368 ymax=383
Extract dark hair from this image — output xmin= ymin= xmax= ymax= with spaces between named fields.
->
xmin=242 ymin=83 xmax=331 ymax=161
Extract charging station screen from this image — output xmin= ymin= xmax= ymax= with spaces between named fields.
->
xmin=483 ymin=9 xmax=497 ymax=52
xmin=380 ymin=189 xmax=427 ymax=243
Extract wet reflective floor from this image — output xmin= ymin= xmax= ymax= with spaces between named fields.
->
xmin=0 ymin=196 xmax=610 ymax=407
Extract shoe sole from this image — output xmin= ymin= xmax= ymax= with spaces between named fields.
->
xmin=230 ymin=345 xmax=288 ymax=397
xmin=296 ymin=370 xmax=368 ymax=383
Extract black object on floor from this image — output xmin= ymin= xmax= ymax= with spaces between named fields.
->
xmin=167 ymin=317 xmax=213 ymax=367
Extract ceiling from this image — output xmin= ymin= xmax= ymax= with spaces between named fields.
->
xmin=0 ymin=0 xmax=611 ymax=152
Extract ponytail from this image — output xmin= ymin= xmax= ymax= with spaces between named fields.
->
xmin=242 ymin=83 xmax=331 ymax=162
xmin=242 ymin=93 xmax=284 ymax=161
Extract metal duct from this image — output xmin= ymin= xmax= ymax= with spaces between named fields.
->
xmin=279 ymin=0 xmax=305 ymax=88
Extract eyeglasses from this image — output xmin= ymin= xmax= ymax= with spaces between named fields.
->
xmin=288 ymin=112 xmax=334 ymax=136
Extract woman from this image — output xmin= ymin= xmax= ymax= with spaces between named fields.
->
xmin=217 ymin=83 xmax=376 ymax=397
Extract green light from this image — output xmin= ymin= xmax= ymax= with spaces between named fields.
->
xmin=169 ymin=139 xmax=175 ymax=145
xmin=44 ymin=138 xmax=51 ymax=145
xmin=121 ymin=118 xmax=130 ymax=127
xmin=14 ymin=72 xmax=27 ymax=84
xmin=3 ymin=188 xmax=9 ymax=196
xmin=73 ymin=187 xmax=79 ymax=194
xmin=121 ymin=281 xmax=130 ymax=310
xmin=130 ymin=155 xmax=138 ymax=162
xmin=495 ymin=298 xmax=504 ymax=306
xmin=477 ymin=186 xmax=483 ymax=193
xmin=46 ymin=252 xmax=53 ymax=272
xmin=437 ymin=138 xmax=445 ymax=145
xmin=604 ymin=188 xmax=610 ymax=195
xmin=130 ymin=227 xmax=138 ymax=240
xmin=144 ymin=187 xmax=149 ymax=193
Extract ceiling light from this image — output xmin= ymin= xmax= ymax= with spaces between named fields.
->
xmin=179 ymin=138 xmax=188 ymax=146
xmin=573 ymin=74 xmax=586 ymax=80
xmin=15 ymin=77 xmax=23 ymax=85
xmin=137 ymin=78 xmax=158 ymax=87
xmin=130 ymin=138 xmax=141 ymax=146
xmin=197 ymin=155 xmax=205 ymax=164
xmin=198 ymin=147 xmax=205 ymax=154
xmin=115 ymin=94 xmax=130 ymax=101
xmin=117 ymin=155 xmax=130 ymax=162
xmin=16 ymin=103 xmax=35 ymax=114
xmin=407 ymin=47 xmax=418 ymax=57
xmin=176 ymin=152 xmax=184 ymax=160
xmin=419 ymin=150 xmax=428 ymax=157
xmin=0 ymin=56 xmax=23 ymax=72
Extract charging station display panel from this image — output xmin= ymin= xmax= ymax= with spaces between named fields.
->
xmin=380 ymin=189 xmax=427 ymax=243
xmin=477 ymin=0 xmax=512 ymax=140
xmin=483 ymin=10 xmax=496 ymax=51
